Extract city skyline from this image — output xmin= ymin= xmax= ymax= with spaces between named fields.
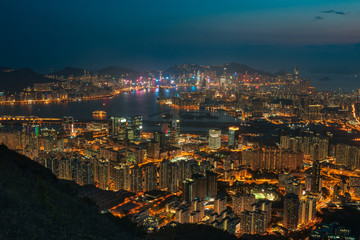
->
xmin=1 ymin=1 xmax=360 ymax=239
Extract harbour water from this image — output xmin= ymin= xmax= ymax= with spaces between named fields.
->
xmin=0 ymin=86 xmax=239 ymax=133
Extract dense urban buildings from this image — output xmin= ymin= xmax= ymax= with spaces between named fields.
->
xmin=1 ymin=64 xmax=360 ymax=239
xmin=2 ymin=0 xmax=360 ymax=238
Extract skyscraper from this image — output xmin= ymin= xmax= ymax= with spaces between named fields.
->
xmin=144 ymin=163 xmax=157 ymax=192
xmin=169 ymin=119 xmax=180 ymax=145
xmin=114 ymin=163 xmax=130 ymax=191
xmin=63 ymin=116 xmax=74 ymax=135
xmin=283 ymin=193 xmax=300 ymax=230
xmin=209 ymin=129 xmax=221 ymax=149
xmin=311 ymin=144 xmax=322 ymax=193
xmin=214 ymin=196 xmax=227 ymax=214
xmin=131 ymin=115 xmax=143 ymax=141
xmin=183 ymin=179 xmax=195 ymax=203
xmin=130 ymin=165 xmax=143 ymax=192
xmin=159 ymin=159 xmax=169 ymax=190
xmin=294 ymin=66 xmax=299 ymax=80
xmin=233 ymin=194 xmax=256 ymax=215
xmin=228 ymin=126 xmax=239 ymax=147
xmin=108 ymin=117 xmax=127 ymax=141
xmin=206 ymin=170 xmax=218 ymax=198
xmin=126 ymin=115 xmax=143 ymax=142
xmin=285 ymin=177 xmax=302 ymax=196
xmin=299 ymin=194 xmax=316 ymax=225
xmin=97 ymin=159 xmax=110 ymax=190
xmin=147 ymin=141 xmax=160 ymax=159
xmin=168 ymin=162 xmax=179 ymax=193
xmin=192 ymin=174 xmax=207 ymax=200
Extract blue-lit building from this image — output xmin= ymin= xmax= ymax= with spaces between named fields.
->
xmin=310 ymin=222 xmax=356 ymax=240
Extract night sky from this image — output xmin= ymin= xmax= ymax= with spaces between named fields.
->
xmin=1 ymin=0 xmax=359 ymax=75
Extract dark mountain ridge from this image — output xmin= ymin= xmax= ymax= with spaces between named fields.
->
xmin=0 ymin=67 xmax=54 ymax=92
xmin=0 ymin=145 xmax=137 ymax=240
xmin=50 ymin=66 xmax=94 ymax=77
xmin=0 ymin=145 xmax=241 ymax=240
xmin=98 ymin=66 xmax=138 ymax=77
xmin=211 ymin=62 xmax=273 ymax=76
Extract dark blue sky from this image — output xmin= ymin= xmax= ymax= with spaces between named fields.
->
xmin=1 ymin=0 xmax=359 ymax=74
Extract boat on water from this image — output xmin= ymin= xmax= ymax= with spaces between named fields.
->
xmin=92 ymin=111 xmax=107 ymax=117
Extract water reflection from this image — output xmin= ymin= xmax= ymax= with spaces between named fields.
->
xmin=0 ymin=87 xmax=237 ymax=124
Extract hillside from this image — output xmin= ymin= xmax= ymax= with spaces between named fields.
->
xmin=0 ymin=67 xmax=54 ymax=92
xmin=50 ymin=67 xmax=93 ymax=77
xmin=50 ymin=66 xmax=138 ymax=78
xmin=210 ymin=62 xmax=273 ymax=76
xmin=0 ymin=145 xmax=242 ymax=240
xmin=98 ymin=66 xmax=138 ymax=78
xmin=0 ymin=145 xmax=137 ymax=240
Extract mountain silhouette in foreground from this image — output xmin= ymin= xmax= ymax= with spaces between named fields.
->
xmin=0 ymin=145 xmax=137 ymax=240
xmin=0 ymin=145 xmax=242 ymax=240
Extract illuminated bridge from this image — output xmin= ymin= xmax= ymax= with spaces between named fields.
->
xmin=0 ymin=116 xmax=62 ymax=124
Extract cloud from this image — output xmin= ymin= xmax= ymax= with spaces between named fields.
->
xmin=321 ymin=10 xmax=346 ymax=15
xmin=313 ymin=16 xmax=324 ymax=21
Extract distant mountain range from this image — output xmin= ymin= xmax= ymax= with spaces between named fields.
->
xmin=0 ymin=63 xmax=277 ymax=92
xmin=165 ymin=62 xmax=274 ymax=77
xmin=50 ymin=66 xmax=138 ymax=78
xmin=211 ymin=62 xmax=273 ymax=76
xmin=0 ymin=67 xmax=54 ymax=92
xmin=97 ymin=66 xmax=138 ymax=78
xmin=50 ymin=67 xmax=95 ymax=77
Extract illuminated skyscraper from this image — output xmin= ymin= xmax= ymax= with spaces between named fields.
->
xmin=206 ymin=170 xmax=218 ymax=197
xmin=126 ymin=115 xmax=143 ymax=141
xmin=299 ymin=194 xmax=316 ymax=225
xmin=114 ymin=163 xmax=130 ymax=191
xmin=214 ymin=196 xmax=227 ymax=214
xmin=283 ymin=193 xmax=300 ymax=230
xmin=98 ymin=159 xmax=110 ymax=190
xmin=183 ymin=179 xmax=195 ymax=203
xmin=82 ymin=160 xmax=94 ymax=185
xmin=71 ymin=158 xmax=83 ymax=185
xmin=294 ymin=66 xmax=299 ymax=80
xmin=285 ymin=177 xmax=302 ymax=196
xmin=209 ymin=129 xmax=221 ymax=149
xmin=228 ymin=126 xmax=239 ymax=147
xmin=144 ymin=163 xmax=157 ymax=191
xmin=253 ymin=210 xmax=267 ymax=234
xmin=132 ymin=115 xmax=143 ymax=141
xmin=58 ymin=158 xmax=72 ymax=181
xmin=63 ymin=116 xmax=74 ymax=134
xmin=192 ymin=174 xmax=207 ymax=200
xmin=170 ymin=119 xmax=180 ymax=145
xmin=311 ymin=144 xmax=322 ymax=193
xmin=147 ymin=141 xmax=160 ymax=159
xmin=108 ymin=117 xmax=127 ymax=141
xmin=159 ymin=159 xmax=169 ymax=190
xmin=168 ymin=163 xmax=179 ymax=193
xmin=130 ymin=165 xmax=143 ymax=192
xmin=233 ymin=194 xmax=256 ymax=215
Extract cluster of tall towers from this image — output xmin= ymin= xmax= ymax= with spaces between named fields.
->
xmin=108 ymin=115 xmax=142 ymax=142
